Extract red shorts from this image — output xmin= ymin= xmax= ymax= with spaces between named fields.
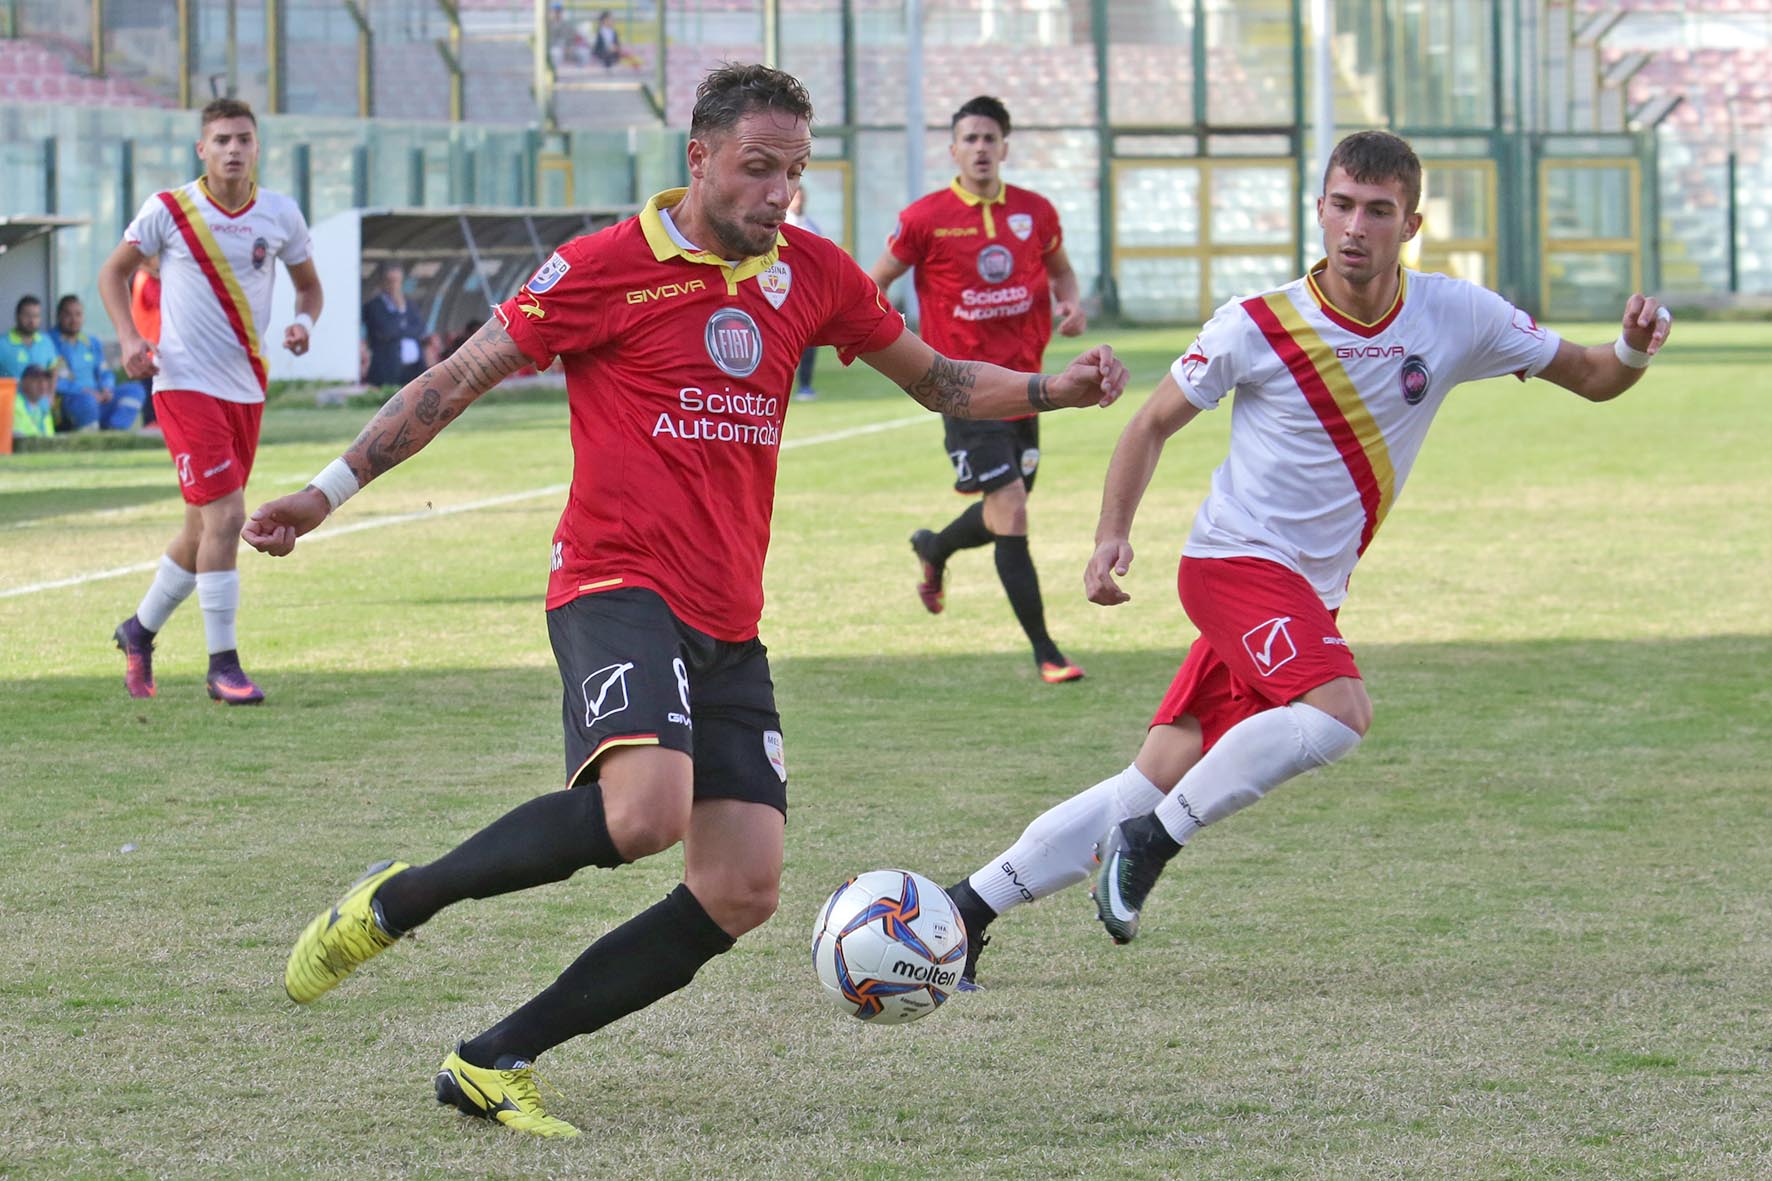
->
xmin=155 ymin=390 xmax=263 ymax=506
xmin=1150 ymin=556 xmax=1360 ymax=752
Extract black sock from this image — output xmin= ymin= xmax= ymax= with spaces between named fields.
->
xmin=947 ymin=878 xmax=997 ymax=937
xmin=460 ymin=883 xmax=736 ymax=1066
xmin=929 ymin=501 xmax=993 ymax=564
xmin=1124 ymin=812 xmax=1183 ymax=862
xmin=376 ymin=782 xmax=624 ymax=932
xmin=993 ymin=535 xmax=1061 ymax=664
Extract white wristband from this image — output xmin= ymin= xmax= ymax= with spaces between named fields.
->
xmin=293 ymin=312 xmax=315 ymax=333
xmin=309 ymin=458 xmax=359 ymax=512
xmin=1613 ymin=336 xmax=1652 ymax=369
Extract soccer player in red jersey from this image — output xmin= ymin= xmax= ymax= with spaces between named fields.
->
xmin=96 ymin=99 xmax=324 ymax=705
xmin=244 ymin=65 xmax=1126 ymax=1138
xmin=871 ymin=96 xmax=1089 ymax=684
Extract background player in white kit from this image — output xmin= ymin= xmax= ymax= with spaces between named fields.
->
xmin=943 ymin=131 xmax=1674 ymax=983
xmin=98 ymin=98 xmax=324 ymax=704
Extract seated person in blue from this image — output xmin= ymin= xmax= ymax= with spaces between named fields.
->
xmin=12 ymin=364 xmax=57 ymax=439
xmin=2 ymin=295 xmax=61 ymax=383
xmin=53 ymin=294 xmax=145 ymax=431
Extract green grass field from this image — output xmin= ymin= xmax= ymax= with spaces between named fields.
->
xmin=3 ymin=323 xmax=1769 ymax=1180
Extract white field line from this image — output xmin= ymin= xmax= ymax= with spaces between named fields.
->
xmin=0 ymin=412 xmax=929 ymax=600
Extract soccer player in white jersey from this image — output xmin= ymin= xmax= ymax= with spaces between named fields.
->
xmin=97 ymin=98 xmax=324 ymax=704
xmin=943 ymin=130 xmax=1673 ymax=983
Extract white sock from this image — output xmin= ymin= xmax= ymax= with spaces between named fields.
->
xmin=136 ymin=555 xmax=197 ymax=633
xmin=1153 ymin=703 xmax=1362 ymax=845
xmin=968 ymin=764 xmax=1167 ymax=915
xmin=195 ymin=570 xmax=241 ymax=654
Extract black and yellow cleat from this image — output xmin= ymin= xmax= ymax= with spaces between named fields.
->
xmin=284 ymin=859 xmax=410 ymax=1003
xmin=435 ymin=1047 xmax=582 ymax=1138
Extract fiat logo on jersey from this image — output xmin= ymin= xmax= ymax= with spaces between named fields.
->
xmin=1400 ymin=354 xmax=1431 ymax=405
xmin=976 ymin=243 xmax=1014 ymax=284
xmin=705 ymin=307 xmax=763 ymax=377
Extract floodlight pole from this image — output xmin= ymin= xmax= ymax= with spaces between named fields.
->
xmin=903 ymin=0 xmax=924 ymax=326
xmin=1309 ymin=0 xmax=1333 ymax=195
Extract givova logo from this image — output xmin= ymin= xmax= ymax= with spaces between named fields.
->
xmin=705 ymin=307 xmax=763 ymax=377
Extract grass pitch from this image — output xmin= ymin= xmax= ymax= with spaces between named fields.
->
xmin=2 ymin=323 xmax=1769 ymax=1180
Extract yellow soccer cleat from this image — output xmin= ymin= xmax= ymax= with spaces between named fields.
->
xmin=434 ymin=1047 xmax=582 ymax=1138
xmin=284 ymin=859 xmax=410 ymax=1003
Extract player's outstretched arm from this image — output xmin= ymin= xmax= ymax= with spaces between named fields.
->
xmin=96 ymin=241 xmax=156 ymax=380
xmin=1085 ymin=372 xmax=1203 ymax=606
xmin=1538 ymin=293 xmax=1672 ymax=403
xmin=867 ymin=250 xmax=911 ymax=296
xmin=862 ymin=330 xmax=1127 ymax=419
xmin=282 ymin=259 xmax=324 ymax=356
xmin=242 ymin=317 xmax=530 ymax=557
xmin=1045 ymin=245 xmax=1086 ymax=338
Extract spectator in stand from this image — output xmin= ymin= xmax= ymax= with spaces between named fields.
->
xmin=12 ymin=364 xmax=56 ymax=439
xmin=131 ymin=257 xmax=162 ymax=427
xmin=53 ymin=294 xmax=146 ymax=431
xmin=591 ymin=12 xmax=638 ymax=69
xmin=2 ymin=296 xmax=61 ymax=382
xmin=549 ymin=3 xmax=592 ymax=67
xmin=363 ymin=263 xmax=427 ymax=387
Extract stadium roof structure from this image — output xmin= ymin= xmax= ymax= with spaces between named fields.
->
xmin=357 ymin=205 xmax=634 ymax=351
xmin=0 ymin=215 xmax=89 ymax=256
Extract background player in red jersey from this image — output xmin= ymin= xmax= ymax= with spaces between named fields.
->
xmin=940 ymin=131 xmax=1674 ymax=989
xmin=243 ymin=65 xmax=1126 ymax=1138
xmin=870 ymin=96 xmax=1090 ymax=685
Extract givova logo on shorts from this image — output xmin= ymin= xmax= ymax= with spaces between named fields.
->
xmin=705 ymin=307 xmax=763 ymax=377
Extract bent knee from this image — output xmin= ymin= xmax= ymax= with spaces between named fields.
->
xmin=701 ymin=879 xmax=779 ymax=937
xmin=1298 ymin=678 xmax=1373 ymax=737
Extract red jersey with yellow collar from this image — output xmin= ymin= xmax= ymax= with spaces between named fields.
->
xmin=887 ymin=180 xmax=1062 ymax=375
xmin=497 ymin=188 xmax=904 ymax=641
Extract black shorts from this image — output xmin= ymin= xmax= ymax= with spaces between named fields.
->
xmin=547 ymin=588 xmax=787 ymax=816
xmin=942 ymin=415 xmax=1040 ymax=495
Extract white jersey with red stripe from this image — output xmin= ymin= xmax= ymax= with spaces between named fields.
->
xmin=1171 ymin=264 xmax=1561 ymax=609
xmin=125 ymin=180 xmax=312 ymax=404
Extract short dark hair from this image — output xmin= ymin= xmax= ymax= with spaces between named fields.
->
xmin=1325 ymin=130 xmax=1421 ymax=213
xmin=56 ymin=294 xmax=80 ymax=314
xmin=200 ymin=97 xmax=257 ymax=131
xmin=690 ymin=63 xmax=814 ymax=142
xmin=15 ymin=295 xmax=39 ymax=315
xmin=21 ymin=364 xmax=50 ymax=381
xmin=951 ymin=95 xmax=1011 ymax=137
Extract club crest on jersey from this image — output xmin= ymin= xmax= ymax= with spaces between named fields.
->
xmin=705 ymin=307 xmax=763 ymax=377
xmin=977 ymin=244 xmax=1014 ymax=284
xmin=527 ymin=251 xmax=571 ymax=294
xmin=251 ymin=237 xmax=268 ymax=270
xmin=1008 ymin=212 xmax=1034 ymax=241
xmin=1400 ymin=354 xmax=1431 ymax=405
xmin=758 ymin=261 xmax=792 ymax=310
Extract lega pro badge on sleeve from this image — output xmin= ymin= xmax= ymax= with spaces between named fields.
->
xmin=527 ymin=252 xmax=571 ymax=294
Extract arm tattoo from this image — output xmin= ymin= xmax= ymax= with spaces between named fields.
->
xmin=902 ymin=356 xmax=980 ymax=417
xmin=1027 ymin=375 xmax=1058 ymax=413
xmin=440 ymin=320 xmax=526 ymax=392
xmin=345 ymin=320 xmax=521 ymax=484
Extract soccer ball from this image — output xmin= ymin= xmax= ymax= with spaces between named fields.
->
xmin=811 ymin=868 xmax=967 ymax=1025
